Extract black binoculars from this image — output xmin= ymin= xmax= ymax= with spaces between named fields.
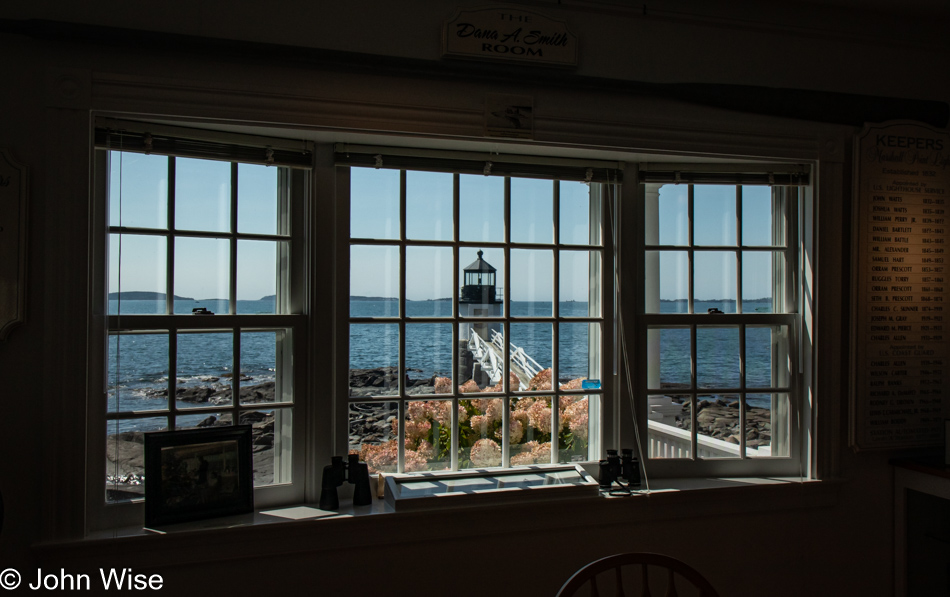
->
xmin=319 ymin=454 xmax=373 ymax=510
xmin=598 ymin=448 xmax=640 ymax=490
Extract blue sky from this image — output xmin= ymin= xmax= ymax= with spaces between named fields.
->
xmin=109 ymin=155 xmax=779 ymax=303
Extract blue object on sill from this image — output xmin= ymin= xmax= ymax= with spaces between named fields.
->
xmin=582 ymin=380 xmax=601 ymax=390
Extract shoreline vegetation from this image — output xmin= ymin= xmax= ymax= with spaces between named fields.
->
xmin=106 ymin=371 xmax=773 ymax=497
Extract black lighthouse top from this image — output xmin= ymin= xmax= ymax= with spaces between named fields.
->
xmin=460 ymin=250 xmax=499 ymax=304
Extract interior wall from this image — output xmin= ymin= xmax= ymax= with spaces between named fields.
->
xmin=1 ymin=2 xmax=948 ymax=594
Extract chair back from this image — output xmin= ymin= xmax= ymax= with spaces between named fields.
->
xmin=556 ymin=552 xmax=720 ymax=597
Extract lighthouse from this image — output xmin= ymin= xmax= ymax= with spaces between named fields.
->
xmin=458 ymin=250 xmax=502 ymax=386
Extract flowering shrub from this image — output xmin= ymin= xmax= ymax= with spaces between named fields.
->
xmin=354 ymin=368 xmax=590 ymax=473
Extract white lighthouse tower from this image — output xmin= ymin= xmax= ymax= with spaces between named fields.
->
xmin=458 ymin=250 xmax=502 ymax=386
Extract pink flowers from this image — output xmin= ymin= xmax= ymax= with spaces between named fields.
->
xmin=470 ymin=438 xmax=502 ymax=467
xmin=352 ymin=381 xmax=591 ymax=473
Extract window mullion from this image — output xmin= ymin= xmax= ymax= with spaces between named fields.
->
xmin=167 ymin=157 xmax=176 ymax=316
xmin=736 ymin=185 xmax=743 ymax=314
xmin=688 ymin=184 xmax=695 ymax=315
xmin=230 ymin=162 xmax=238 ymax=315
xmin=451 ymin=173 xmax=460 ymax=471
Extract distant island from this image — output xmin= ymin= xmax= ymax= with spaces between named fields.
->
xmin=259 ymin=295 xmax=276 ymax=301
xmin=351 ymin=296 xmax=399 ymax=301
xmin=109 ymin=291 xmax=194 ymax=301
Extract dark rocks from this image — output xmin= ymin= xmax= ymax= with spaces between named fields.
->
xmin=677 ymin=399 xmax=773 ymax=448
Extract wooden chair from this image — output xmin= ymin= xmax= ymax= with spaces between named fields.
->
xmin=556 ymin=553 xmax=720 ymax=597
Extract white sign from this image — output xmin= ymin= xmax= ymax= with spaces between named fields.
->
xmin=443 ymin=7 xmax=578 ymax=67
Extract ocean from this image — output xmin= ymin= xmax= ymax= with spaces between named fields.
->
xmin=107 ymin=299 xmax=777 ymax=430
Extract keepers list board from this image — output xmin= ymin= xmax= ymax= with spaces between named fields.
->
xmin=852 ymin=122 xmax=950 ymax=450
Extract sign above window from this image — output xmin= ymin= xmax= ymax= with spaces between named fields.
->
xmin=442 ymin=7 xmax=578 ymax=67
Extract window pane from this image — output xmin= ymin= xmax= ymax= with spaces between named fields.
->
xmin=511 ymin=249 xmax=552 ymax=317
xmin=458 ymin=247 xmax=504 ymax=317
xmin=743 ymin=251 xmax=784 ymax=313
xmin=350 ymin=402 xmax=398 ymax=473
xmin=350 ymin=244 xmax=399 ymax=317
xmin=459 ymin=321 xmax=504 ymax=390
xmin=176 ymin=332 xmax=234 ymax=409
xmin=697 ymin=326 xmax=740 ymax=389
xmin=657 ymin=185 xmax=688 ymax=246
xmin=510 ymin=323 xmax=553 ymax=391
xmin=237 ymin=163 xmax=279 ymax=235
xmin=406 ymin=246 xmax=452 ymax=316
xmin=405 ymin=400 xmax=452 ymax=471
xmin=241 ymin=408 xmax=292 ymax=486
xmin=175 ymin=157 xmax=231 ymax=233
xmin=349 ymin=323 xmax=399 ymax=397
xmin=406 ymin=171 xmax=453 ymax=241
xmin=647 ymin=327 xmax=691 ymax=390
xmin=108 ymin=332 xmax=169 ymax=413
xmin=646 ymin=251 xmax=688 ymax=313
xmin=697 ymin=394 xmax=741 ymax=459
xmin=511 ymin=177 xmax=553 ymax=244
xmin=406 ymin=323 xmax=453 ymax=395
xmin=175 ymin=411 xmax=228 ymax=430
xmin=747 ymin=393 xmax=789 ymax=458
xmin=559 ymin=322 xmax=600 ymax=386
xmin=558 ymin=395 xmax=590 ymax=462
xmin=237 ymin=240 xmax=278 ymax=312
xmin=174 ymin=237 xmax=230 ymax=314
xmin=560 ymin=250 xmax=601 ymax=317
xmin=509 ymin=396 xmax=553 ymax=465
xmin=105 ymin=416 xmax=167 ymax=503
xmin=694 ymin=251 xmax=736 ymax=313
xmin=742 ymin=185 xmax=782 ymax=246
xmin=240 ymin=330 xmax=284 ymax=405
xmin=109 ymin=151 xmax=168 ymax=229
xmin=694 ymin=185 xmax=736 ymax=246
xmin=648 ymin=394 xmax=692 ymax=459
xmin=746 ymin=325 xmax=791 ymax=389
xmin=109 ymin=233 xmax=167 ymax=315
xmin=560 ymin=181 xmax=599 ymax=245
xmin=459 ymin=175 xmax=504 ymax=243
xmin=351 ymin=167 xmax=400 ymax=240
xmin=460 ymin=397 xmax=504 ymax=468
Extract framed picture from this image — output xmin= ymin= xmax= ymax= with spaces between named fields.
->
xmin=144 ymin=425 xmax=254 ymax=527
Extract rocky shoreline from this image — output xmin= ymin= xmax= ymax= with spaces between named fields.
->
xmin=107 ymin=373 xmax=776 ymax=499
xmin=105 ymin=381 xmax=279 ymax=500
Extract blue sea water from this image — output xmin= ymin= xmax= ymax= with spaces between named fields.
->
xmin=108 ymin=299 xmax=777 ymax=427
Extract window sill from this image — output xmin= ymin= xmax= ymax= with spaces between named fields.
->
xmin=34 ymin=475 xmax=841 ymax=569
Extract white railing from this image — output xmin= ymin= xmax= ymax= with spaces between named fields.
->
xmin=468 ymin=329 xmax=544 ymax=390
xmin=647 ymin=420 xmax=772 ymax=459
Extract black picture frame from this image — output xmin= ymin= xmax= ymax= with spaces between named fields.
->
xmin=144 ymin=425 xmax=254 ymax=527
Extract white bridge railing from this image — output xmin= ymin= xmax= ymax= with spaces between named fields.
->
xmin=468 ymin=329 xmax=544 ymax=390
xmin=647 ymin=420 xmax=772 ymax=458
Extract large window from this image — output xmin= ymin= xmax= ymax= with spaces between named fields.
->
xmin=640 ymin=180 xmax=804 ymax=475
xmin=345 ymin=165 xmax=608 ymax=473
xmin=89 ymin=129 xmax=813 ymax=531
xmin=92 ymin=133 xmax=309 ymax=524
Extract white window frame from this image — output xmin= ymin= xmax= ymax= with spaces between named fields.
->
xmin=86 ymin=125 xmax=310 ymax=531
xmin=337 ymin=157 xmax=619 ymax=473
xmin=629 ymin=167 xmax=812 ymax=479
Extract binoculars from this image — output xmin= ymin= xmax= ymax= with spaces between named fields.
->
xmin=598 ymin=448 xmax=640 ymax=490
xmin=319 ymin=454 xmax=373 ymax=510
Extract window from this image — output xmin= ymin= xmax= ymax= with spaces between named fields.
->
xmin=344 ymin=164 xmax=610 ymax=473
xmin=639 ymin=179 xmax=805 ymax=476
xmin=91 ymin=127 xmax=309 ymax=527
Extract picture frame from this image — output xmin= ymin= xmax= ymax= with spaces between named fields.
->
xmin=144 ymin=425 xmax=254 ymax=527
